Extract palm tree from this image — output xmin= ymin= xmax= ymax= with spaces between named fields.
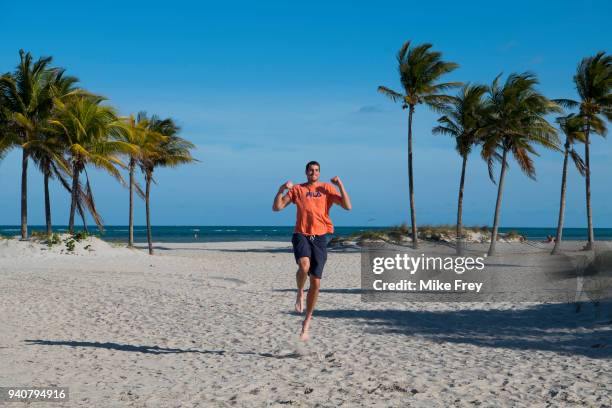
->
xmin=378 ymin=41 xmax=460 ymax=248
xmin=49 ymin=95 xmax=134 ymax=234
xmin=557 ymin=52 xmax=611 ymax=250
xmin=433 ymin=84 xmax=487 ymax=253
xmin=25 ymin=70 xmax=82 ymax=235
xmin=481 ymin=73 xmax=561 ymax=256
xmin=0 ymin=50 xmax=55 ymax=240
xmin=139 ymin=116 xmax=196 ymax=255
xmin=117 ymin=112 xmax=161 ymax=247
xmin=550 ymin=114 xmax=599 ymax=254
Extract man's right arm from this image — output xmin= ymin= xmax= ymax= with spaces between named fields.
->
xmin=272 ymin=181 xmax=294 ymax=211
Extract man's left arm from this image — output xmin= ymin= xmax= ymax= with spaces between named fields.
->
xmin=330 ymin=176 xmax=352 ymax=211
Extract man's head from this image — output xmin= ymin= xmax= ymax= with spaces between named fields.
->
xmin=305 ymin=161 xmax=320 ymax=183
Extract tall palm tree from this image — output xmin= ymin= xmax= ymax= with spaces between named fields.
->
xmin=25 ymin=70 xmax=82 ymax=235
xmin=139 ymin=116 xmax=196 ymax=255
xmin=433 ymin=84 xmax=487 ymax=253
xmin=378 ymin=41 xmax=460 ymax=248
xmin=557 ymin=52 xmax=611 ymax=249
xmin=550 ymin=114 xmax=603 ymax=254
xmin=117 ymin=112 xmax=161 ymax=247
xmin=0 ymin=50 xmax=55 ymax=240
xmin=481 ymin=73 xmax=561 ymax=256
xmin=50 ymin=95 xmax=134 ymax=234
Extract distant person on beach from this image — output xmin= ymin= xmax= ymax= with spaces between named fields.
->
xmin=272 ymin=161 xmax=352 ymax=340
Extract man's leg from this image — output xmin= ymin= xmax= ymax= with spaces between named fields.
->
xmin=295 ymin=257 xmax=309 ymax=313
xmin=299 ymin=235 xmax=327 ymax=340
xmin=300 ymin=275 xmax=320 ymax=341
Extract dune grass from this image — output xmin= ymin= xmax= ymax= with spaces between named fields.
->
xmin=328 ymin=224 xmax=522 ymax=246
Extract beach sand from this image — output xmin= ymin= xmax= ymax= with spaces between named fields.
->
xmin=1 ymin=238 xmax=611 ymax=407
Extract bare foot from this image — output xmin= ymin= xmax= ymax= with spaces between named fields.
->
xmin=295 ymin=290 xmax=304 ymax=314
xmin=299 ymin=317 xmax=311 ymax=341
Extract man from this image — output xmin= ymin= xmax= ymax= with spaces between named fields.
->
xmin=272 ymin=161 xmax=352 ymax=341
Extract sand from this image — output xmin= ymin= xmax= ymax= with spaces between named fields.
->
xmin=0 ymin=238 xmax=611 ymax=407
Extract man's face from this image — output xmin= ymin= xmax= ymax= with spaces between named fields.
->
xmin=306 ymin=165 xmax=320 ymax=183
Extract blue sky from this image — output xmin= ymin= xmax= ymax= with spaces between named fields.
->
xmin=0 ymin=0 xmax=611 ymax=227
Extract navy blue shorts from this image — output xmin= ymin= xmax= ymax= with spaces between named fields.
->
xmin=291 ymin=233 xmax=329 ymax=279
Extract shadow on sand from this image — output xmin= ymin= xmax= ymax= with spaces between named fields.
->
xmin=312 ymin=301 xmax=612 ymax=358
xmin=24 ymin=340 xmax=304 ymax=359
xmin=24 ymin=340 xmax=225 ymax=355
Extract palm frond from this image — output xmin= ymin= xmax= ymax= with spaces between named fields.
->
xmin=511 ymin=145 xmax=536 ymax=179
xmin=82 ymin=169 xmax=104 ymax=231
xmin=377 ymin=86 xmax=404 ymax=103
xmin=134 ymin=180 xmax=146 ymax=200
xmin=569 ymin=149 xmax=586 ymax=176
xmin=553 ymin=98 xmax=580 ymax=110
xmin=487 ymin=157 xmax=497 ymax=184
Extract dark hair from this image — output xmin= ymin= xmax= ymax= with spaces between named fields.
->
xmin=305 ymin=161 xmax=320 ymax=171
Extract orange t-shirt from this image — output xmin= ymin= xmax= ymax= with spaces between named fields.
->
xmin=287 ymin=182 xmax=342 ymax=235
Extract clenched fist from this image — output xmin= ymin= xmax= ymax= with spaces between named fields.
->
xmin=280 ymin=181 xmax=294 ymax=192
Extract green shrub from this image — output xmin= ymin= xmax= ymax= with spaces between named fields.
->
xmin=47 ymin=233 xmax=61 ymax=247
xmin=505 ymin=230 xmax=521 ymax=239
xmin=358 ymin=231 xmax=387 ymax=240
xmin=64 ymin=238 xmax=76 ymax=252
xmin=74 ymin=231 xmax=88 ymax=242
xmin=30 ymin=230 xmax=49 ymax=240
xmin=337 ymin=224 xmax=496 ymax=245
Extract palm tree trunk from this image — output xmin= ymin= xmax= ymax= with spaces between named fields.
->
xmin=584 ymin=122 xmax=594 ymax=249
xmin=128 ymin=159 xmax=135 ymax=247
xmin=44 ymin=167 xmax=52 ymax=236
xmin=69 ymin=163 xmax=79 ymax=234
xmin=20 ymin=148 xmax=29 ymax=240
xmin=552 ymin=143 xmax=570 ymax=255
xmin=456 ymin=154 xmax=468 ymax=254
xmin=145 ymin=172 xmax=153 ymax=255
xmin=488 ymin=147 xmax=508 ymax=256
xmin=407 ymin=105 xmax=418 ymax=249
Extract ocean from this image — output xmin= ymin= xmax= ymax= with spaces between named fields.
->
xmin=2 ymin=225 xmax=612 ymax=243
